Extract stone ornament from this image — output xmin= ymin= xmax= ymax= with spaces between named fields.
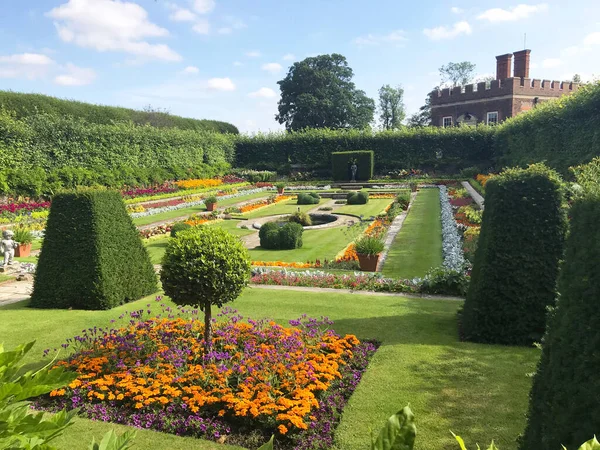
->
xmin=350 ymin=163 xmax=358 ymax=182
xmin=1 ymin=230 xmax=18 ymax=266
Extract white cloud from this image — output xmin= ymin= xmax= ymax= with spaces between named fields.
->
xmin=583 ymin=31 xmax=600 ymax=47
xmin=207 ymin=77 xmax=235 ymax=91
xmin=169 ymin=6 xmax=196 ymax=22
xmin=47 ymin=0 xmax=181 ymax=62
xmin=451 ymin=7 xmax=464 ymax=14
xmin=193 ymin=0 xmax=215 ymax=14
xmin=54 ymin=63 xmax=96 ymax=86
xmin=192 ymin=19 xmax=210 ymax=34
xmin=218 ymin=27 xmax=232 ymax=34
xmin=542 ymin=58 xmax=562 ymax=69
xmin=0 ymin=52 xmax=54 ymax=79
xmin=181 ymin=65 xmax=199 ymax=75
xmin=246 ymin=50 xmax=261 ymax=57
xmin=233 ymin=61 xmax=243 ymax=67
xmin=282 ymin=53 xmax=295 ymax=61
xmin=423 ymin=21 xmax=472 ymax=40
xmin=353 ymin=30 xmax=407 ymax=46
xmin=248 ymin=87 xmax=276 ymax=98
xmin=261 ymin=62 xmax=282 ymax=74
xmin=477 ymin=4 xmax=548 ymax=22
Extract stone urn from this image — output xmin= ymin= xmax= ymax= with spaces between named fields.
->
xmin=277 ymin=187 xmax=285 ymax=195
xmin=15 ymin=243 xmax=31 ymax=258
xmin=357 ymin=253 xmax=380 ymax=272
xmin=205 ymin=202 xmax=217 ymax=211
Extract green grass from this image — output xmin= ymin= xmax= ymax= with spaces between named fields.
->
xmin=0 ymin=273 xmax=14 ymax=283
xmin=0 ymin=289 xmax=538 ymax=450
xmin=132 ymin=192 xmax=268 ymax=227
xmin=241 ymin=198 xmax=326 ymax=219
xmin=335 ymin=199 xmax=394 ymax=218
xmin=382 ymin=188 xmax=443 ymax=279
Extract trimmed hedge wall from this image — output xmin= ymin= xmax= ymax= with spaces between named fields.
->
xmin=520 ymin=190 xmax=600 ymax=450
xmin=331 ymin=150 xmax=373 ymax=181
xmin=235 ymin=127 xmax=496 ymax=174
xmin=0 ymin=90 xmax=239 ymax=134
xmin=460 ymin=164 xmax=567 ymax=345
xmin=30 ymin=190 xmax=157 ymax=310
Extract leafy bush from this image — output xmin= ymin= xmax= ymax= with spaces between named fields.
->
xmin=12 ymin=226 xmax=33 ymax=244
xmin=170 ymin=222 xmax=192 ymax=237
xmin=233 ymin=169 xmax=277 ymax=183
xmin=288 ymin=211 xmax=312 ymax=226
xmin=347 ymin=191 xmax=369 ymax=204
xmin=205 ymin=194 xmax=218 ymax=204
xmin=396 ymin=190 xmax=411 ymax=209
xmin=460 ymin=164 xmax=567 ymax=345
xmin=520 ymin=190 xmax=600 ymax=450
xmin=259 ymin=222 xmax=282 ymax=250
xmin=331 ymin=150 xmax=374 ymax=181
xmin=354 ymin=235 xmax=384 ymax=255
xmin=31 ymin=190 xmax=157 ymax=310
xmin=419 ymin=267 xmax=469 ymax=297
xmin=259 ymin=221 xmax=304 ymax=250
xmin=160 ymin=227 xmax=251 ymax=345
xmin=297 ymin=192 xmax=320 ymax=205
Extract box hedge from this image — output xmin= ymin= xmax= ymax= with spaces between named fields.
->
xmin=460 ymin=164 xmax=567 ymax=345
xmin=347 ymin=191 xmax=369 ymax=205
xmin=30 ymin=190 xmax=157 ymax=310
xmin=331 ymin=151 xmax=374 ymax=181
xmin=297 ymin=192 xmax=320 ymax=205
xmin=258 ymin=222 xmax=303 ymax=250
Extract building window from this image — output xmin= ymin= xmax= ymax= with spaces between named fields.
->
xmin=442 ymin=116 xmax=453 ymax=128
xmin=487 ymin=111 xmax=499 ymax=125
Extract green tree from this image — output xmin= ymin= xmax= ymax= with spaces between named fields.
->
xmin=407 ymin=90 xmax=436 ymax=127
xmin=572 ymin=73 xmax=582 ymax=83
xmin=439 ymin=62 xmax=476 ymax=87
xmin=378 ymin=84 xmax=405 ymax=129
xmin=276 ymin=54 xmax=375 ymax=131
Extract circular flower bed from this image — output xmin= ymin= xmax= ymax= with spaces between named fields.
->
xmin=37 ymin=305 xmax=377 ymax=449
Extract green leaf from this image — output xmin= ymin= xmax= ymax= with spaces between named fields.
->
xmin=576 ymin=436 xmax=600 ymax=450
xmin=371 ymin=405 xmax=417 ymax=450
xmin=256 ymin=435 xmax=274 ymax=450
xmin=88 ymin=429 xmax=137 ymax=450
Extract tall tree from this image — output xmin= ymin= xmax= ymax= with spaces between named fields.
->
xmin=378 ymin=84 xmax=405 ymax=129
xmin=276 ymin=54 xmax=375 ymax=131
xmin=572 ymin=73 xmax=582 ymax=83
xmin=439 ymin=61 xmax=476 ymax=87
xmin=406 ymin=88 xmax=437 ymax=127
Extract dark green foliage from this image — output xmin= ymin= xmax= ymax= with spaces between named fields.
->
xmin=496 ymin=82 xmax=600 ymax=173
xmin=520 ymin=190 xmax=600 ymax=450
xmin=396 ymin=190 xmax=411 ymax=209
xmin=235 ymin=127 xmax=496 ymax=173
xmin=30 ymin=190 xmax=157 ymax=310
xmin=332 ymin=150 xmax=374 ymax=181
xmin=347 ymin=191 xmax=369 ymax=204
xmin=420 ymin=267 xmax=469 ymax=297
xmin=297 ymin=192 xmax=320 ymax=205
xmin=0 ymin=90 xmax=238 ymax=133
xmin=288 ymin=211 xmax=312 ymax=226
xmin=258 ymin=221 xmax=303 ymax=250
xmin=460 ymin=164 xmax=567 ymax=345
xmin=170 ymin=222 xmax=192 ymax=237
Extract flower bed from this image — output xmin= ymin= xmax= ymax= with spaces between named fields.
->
xmin=175 ymin=178 xmax=223 ymax=190
xmin=239 ymin=195 xmax=292 ymax=214
xmin=37 ymin=306 xmax=376 ymax=449
xmin=439 ymin=185 xmax=466 ymax=271
xmin=122 ymin=184 xmax=177 ymax=199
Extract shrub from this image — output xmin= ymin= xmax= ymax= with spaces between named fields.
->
xmin=297 ymin=192 xmax=320 ymax=205
xmin=279 ymin=222 xmax=303 ymax=249
xmin=331 ymin=150 xmax=374 ymax=181
xmin=419 ymin=267 xmax=469 ymax=297
xmin=170 ymin=222 xmax=192 ymax=237
xmin=347 ymin=191 xmax=369 ymax=205
xmin=12 ymin=226 xmax=33 ymax=244
xmin=30 ymin=190 xmax=157 ymax=310
xmin=288 ymin=211 xmax=312 ymax=226
xmin=205 ymin=194 xmax=218 ymax=204
xmin=259 ymin=222 xmax=281 ymax=249
xmin=520 ymin=190 xmax=600 ymax=450
xmin=354 ymin=235 xmax=384 ymax=255
xmin=275 ymin=182 xmax=286 ymax=190
xmin=160 ymin=227 xmax=251 ymax=345
xmin=460 ymin=164 xmax=567 ymax=345
xmin=396 ymin=190 xmax=411 ymax=209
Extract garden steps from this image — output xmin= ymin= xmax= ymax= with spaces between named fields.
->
xmin=462 ymin=180 xmax=485 ymax=209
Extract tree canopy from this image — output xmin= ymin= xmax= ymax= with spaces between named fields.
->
xmin=439 ymin=61 xmax=476 ymax=87
xmin=378 ymin=84 xmax=405 ymax=129
xmin=276 ymin=54 xmax=375 ymax=131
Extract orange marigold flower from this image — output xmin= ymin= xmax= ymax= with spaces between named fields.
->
xmin=278 ymin=424 xmax=288 ymax=435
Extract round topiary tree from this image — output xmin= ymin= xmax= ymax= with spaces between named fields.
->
xmin=160 ymin=226 xmax=251 ymax=348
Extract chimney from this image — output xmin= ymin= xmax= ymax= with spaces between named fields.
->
xmin=496 ymin=53 xmax=512 ymax=80
xmin=513 ymin=49 xmax=531 ymax=78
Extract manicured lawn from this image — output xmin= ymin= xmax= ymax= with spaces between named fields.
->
xmin=241 ymin=198 xmax=326 ymax=219
xmin=382 ymin=188 xmax=443 ymax=279
xmin=0 ymin=273 xmax=14 ymax=283
xmin=336 ymin=198 xmax=394 ymax=218
xmin=132 ymin=192 xmax=269 ymax=227
xmin=0 ymin=289 xmax=538 ymax=450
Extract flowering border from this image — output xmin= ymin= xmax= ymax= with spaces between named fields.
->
xmin=438 ymin=185 xmax=466 ymax=271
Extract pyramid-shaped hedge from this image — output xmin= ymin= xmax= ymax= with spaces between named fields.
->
xmin=520 ymin=191 xmax=600 ymax=449
xmin=460 ymin=164 xmax=567 ymax=345
xmin=30 ymin=190 xmax=157 ymax=310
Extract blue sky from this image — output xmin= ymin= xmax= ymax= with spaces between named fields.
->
xmin=1 ymin=0 xmax=599 ymax=133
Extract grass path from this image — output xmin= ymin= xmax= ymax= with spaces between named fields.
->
xmin=382 ymin=188 xmax=443 ymax=279
xmin=335 ymin=198 xmax=395 ymax=218
xmin=0 ymin=289 xmax=538 ymax=450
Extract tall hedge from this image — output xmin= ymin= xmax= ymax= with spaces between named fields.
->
xmin=496 ymin=82 xmax=600 ymax=173
xmin=30 ymin=190 xmax=157 ymax=310
xmin=235 ymin=127 xmax=496 ymax=174
xmin=331 ymin=150 xmax=374 ymax=181
xmin=0 ymin=90 xmax=239 ymax=134
xmin=460 ymin=164 xmax=567 ymax=345
xmin=520 ymin=191 xmax=600 ymax=449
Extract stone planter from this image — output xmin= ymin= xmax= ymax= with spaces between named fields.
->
xmin=357 ymin=253 xmax=380 ymax=272
xmin=15 ymin=243 xmax=31 ymax=258
xmin=277 ymin=188 xmax=285 ymax=195
xmin=205 ymin=202 xmax=217 ymax=211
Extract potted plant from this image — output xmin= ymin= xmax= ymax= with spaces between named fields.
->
xmin=409 ymin=182 xmax=418 ymax=192
xmin=354 ymin=235 xmax=385 ymax=272
xmin=13 ymin=227 xmax=33 ymax=258
xmin=275 ymin=182 xmax=286 ymax=195
xmin=204 ymin=195 xmax=218 ymax=212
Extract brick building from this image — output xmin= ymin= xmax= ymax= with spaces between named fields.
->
xmin=430 ymin=50 xmax=580 ymax=127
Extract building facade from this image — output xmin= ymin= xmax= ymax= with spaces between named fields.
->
xmin=430 ymin=50 xmax=580 ymax=127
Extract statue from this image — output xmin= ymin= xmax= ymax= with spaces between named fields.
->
xmin=350 ymin=162 xmax=358 ymax=182
xmin=1 ymin=230 xmax=18 ymax=266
